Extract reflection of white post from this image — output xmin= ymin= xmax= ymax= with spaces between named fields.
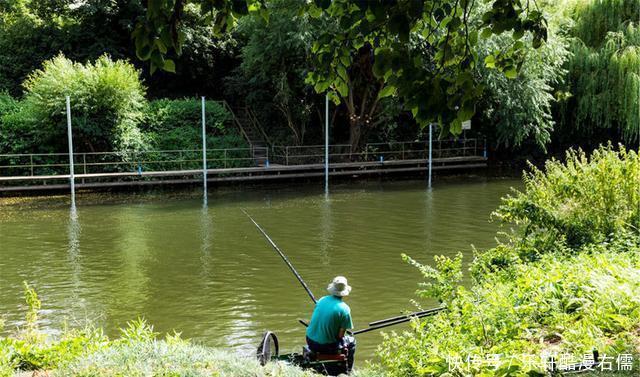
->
xmin=324 ymin=94 xmax=329 ymax=194
xmin=201 ymin=96 xmax=207 ymax=194
xmin=428 ymin=123 xmax=433 ymax=189
xmin=66 ymin=96 xmax=75 ymax=206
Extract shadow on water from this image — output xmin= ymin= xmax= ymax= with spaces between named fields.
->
xmin=0 ymin=177 xmax=520 ymax=361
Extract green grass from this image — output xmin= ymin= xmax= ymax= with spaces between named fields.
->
xmin=0 ymin=301 xmax=382 ymax=377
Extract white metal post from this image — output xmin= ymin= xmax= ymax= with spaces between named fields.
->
xmin=201 ymin=96 xmax=207 ymax=193
xmin=66 ymin=96 xmax=75 ymax=205
xmin=428 ymin=123 xmax=433 ymax=189
xmin=324 ymin=94 xmax=329 ymax=194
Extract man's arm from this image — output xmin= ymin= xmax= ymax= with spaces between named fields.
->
xmin=337 ymin=328 xmax=346 ymax=340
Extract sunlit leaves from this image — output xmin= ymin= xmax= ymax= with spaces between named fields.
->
xmin=133 ymin=0 xmax=548 ymax=136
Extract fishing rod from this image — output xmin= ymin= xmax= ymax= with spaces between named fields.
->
xmin=243 ymin=209 xmax=444 ymax=336
xmin=353 ymin=307 xmax=445 ymax=335
xmin=368 ymin=306 xmax=446 ymax=327
xmin=242 ymin=209 xmax=317 ymax=304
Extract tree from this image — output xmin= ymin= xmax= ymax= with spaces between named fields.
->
xmin=474 ymin=1 xmax=570 ymax=149
xmin=226 ymin=0 xmax=317 ymax=145
xmin=307 ymin=37 xmax=389 ymax=152
xmin=133 ymin=0 xmax=548 ymax=138
xmin=0 ymin=0 xmax=238 ymax=99
xmin=558 ymin=0 xmax=640 ymax=143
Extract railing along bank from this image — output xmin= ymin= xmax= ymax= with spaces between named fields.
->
xmin=0 ymin=138 xmax=485 ymax=178
xmin=271 ymin=138 xmax=484 ymax=165
xmin=0 ymin=147 xmax=267 ymax=177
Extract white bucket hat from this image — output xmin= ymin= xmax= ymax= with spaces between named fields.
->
xmin=327 ymin=276 xmax=352 ymax=297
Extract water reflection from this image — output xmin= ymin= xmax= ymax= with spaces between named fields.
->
xmin=199 ymin=202 xmax=213 ymax=279
xmin=318 ymin=195 xmax=333 ymax=267
xmin=112 ymin=207 xmax=151 ymax=321
xmin=66 ymin=205 xmax=83 ymax=325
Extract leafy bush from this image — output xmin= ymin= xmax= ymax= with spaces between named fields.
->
xmin=144 ymin=99 xmax=250 ymax=168
xmin=493 ymin=145 xmax=639 ymax=252
xmin=144 ymin=99 xmax=231 ymax=149
xmin=18 ymin=54 xmax=147 ymax=153
xmin=58 ymin=331 xmax=317 ymax=377
xmin=0 ymin=282 xmax=108 ymax=372
xmin=378 ymin=145 xmax=640 ymax=376
xmin=380 ymin=235 xmax=640 ymax=376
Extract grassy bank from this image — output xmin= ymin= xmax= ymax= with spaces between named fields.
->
xmin=377 ymin=145 xmax=640 ymax=376
xmin=0 ymin=286 xmax=384 ymax=377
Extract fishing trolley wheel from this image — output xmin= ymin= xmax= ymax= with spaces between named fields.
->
xmin=257 ymin=331 xmax=279 ymax=366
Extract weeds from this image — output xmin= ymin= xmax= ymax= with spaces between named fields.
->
xmin=379 ymin=145 xmax=640 ymax=376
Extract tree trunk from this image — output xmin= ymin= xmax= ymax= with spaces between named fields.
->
xmin=349 ymin=119 xmax=363 ymax=155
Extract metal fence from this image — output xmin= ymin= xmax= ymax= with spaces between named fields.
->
xmin=0 ymin=139 xmax=484 ymax=178
xmin=270 ymin=139 xmax=484 ymax=165
xmin=0 ymin=147 xmax=268 ymax=177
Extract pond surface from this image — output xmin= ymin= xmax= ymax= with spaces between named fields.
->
xmin=0 ymin=177 xmax=519 ymax=361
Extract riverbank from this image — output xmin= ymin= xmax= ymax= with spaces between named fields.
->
xmin=0 ymin=308 xmax=383 ymax=377
xmin=376 ymin=145 xmax=640 ymax=376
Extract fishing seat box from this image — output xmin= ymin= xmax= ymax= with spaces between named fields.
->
xmin=302 ymin=345 xmax=348 ymax=375
xmin=302 ymin=345 xmax=348 ymax=361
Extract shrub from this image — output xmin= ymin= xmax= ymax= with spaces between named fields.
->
xmin=378 ymin=145 xmax=640 ymax=376
xmin=57 ymin=333 xmax=318 ymax=377
xmin=144 ymin=99 xmax=231 ymax=150
xmin=379 ymin=236 xmax=640 ymax=376
xmin=144 ymin=99 xmax=250 ymax=168
xmin=20 ymin=54 xmax=147 ymax=153
xmin=2 ymin=285 xmax=385 ymax=377
xmin=0 ymin=93 xmax=31 ymax=154
xmin=493 ymin=145 xmax=639 ymax=252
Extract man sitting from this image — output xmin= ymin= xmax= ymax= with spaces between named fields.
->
xmin=305 ymin=276 xmax=356 ymax=373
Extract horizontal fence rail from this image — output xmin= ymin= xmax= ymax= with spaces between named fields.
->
xmin=271 ymin=139 xmax=483 ymax=165
xmin=0 ymin=139 xmax=485 ymax=186
xmin=0 ymin=147 xmax=268 ymax=178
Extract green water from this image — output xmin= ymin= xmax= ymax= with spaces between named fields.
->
xmin=0 ymin=178 xmax=519 ymax=361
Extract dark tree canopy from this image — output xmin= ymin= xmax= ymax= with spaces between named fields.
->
xmin=134 ymin=0 xmax=548 ymax=135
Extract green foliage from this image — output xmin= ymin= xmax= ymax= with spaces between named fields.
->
xmin=145 ymin=98 xmax=232 ymax=150
xmin=0 ymin=0 xmax=145 ymax=96
xmin=559 ymin=0 xmax=640 ymax=142
xmin=0 ymin=290 xmax=332 ymax=376
xmin=379 ymin=145 xmax=640 ymax=376
xmin=0 ymin=1 xmax=238 ymax=100
xmin=0 ymin=1 xmax=71 ymax=96
xmin=228 ymin=0 xmax=317 ymax=145
xmin=1 ymin=329 xmax=108 ymax=372
xmin=476 ymin=21 xmax=570 ymax=148
xmin=23 ymin=281 xmax=40 ymax=332
xmin=57 ymin=334 xmax=319 ymax=377
xmin=0 ymin=93 xmax=17 ymax=116
xmin=133 ymin=0 xmax=547 ymax=137
xmin=143 ymin=99 xmax=249 ymax=168
xmin=402 ymin=253 xmax=463 ymax=304
xmin=380 ymin=237 xmax=640 ymax=376
xmin=493 ymin=145 xmax=639 ymax=251
xmin=0 ymin=282 xmax=108 ymax=371
xmin=571 ymin=0 xmax=640 ymax=48
xmin=20 ymin=54 xmax=147 ymax=153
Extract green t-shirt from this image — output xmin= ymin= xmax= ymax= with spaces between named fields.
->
xmin=306 ymin=295 xmax=353 ymax=344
